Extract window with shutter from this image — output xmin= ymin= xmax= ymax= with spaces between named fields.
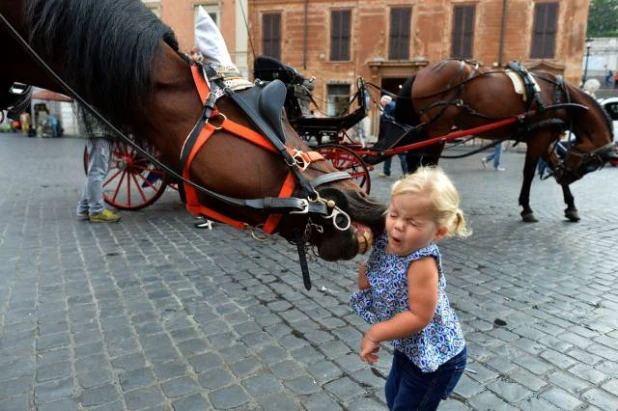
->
xmin=389 ymin=7 xmax=412 ymax=60
xmin=263 ymin=13 xmax=281 ymax=60
xmin=331 ymin=10 xmax=351 ymax=61
xmin=531 ymin=2 xmax=558 ymax=58
xmin=451 ymin=5 xmax=475 ymax=59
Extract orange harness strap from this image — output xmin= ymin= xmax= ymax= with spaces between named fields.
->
xmin=184 ymin=66 xmax=324 ymax=234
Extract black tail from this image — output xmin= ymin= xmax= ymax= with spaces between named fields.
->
xmin=394 ymin=76 xmax=421 ymax=126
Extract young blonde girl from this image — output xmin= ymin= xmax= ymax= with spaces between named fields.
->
xmin=351 ymin=166 xmax=470 ymax=410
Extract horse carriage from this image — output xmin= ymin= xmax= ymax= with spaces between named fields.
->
xmin=255 ymin=57 xmax=618 ymax=223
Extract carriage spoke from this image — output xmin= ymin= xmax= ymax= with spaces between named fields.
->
xmin=131 ymin=173 xmax=148 ymax=202
xmin=111 ymin=171 xmax=127 ymax=202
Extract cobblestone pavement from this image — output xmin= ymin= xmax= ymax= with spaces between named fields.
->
xmin=1 ymin=133 xmax=618 ymax=411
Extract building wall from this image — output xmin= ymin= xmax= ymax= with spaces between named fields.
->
xmin=249 ymin=0 xmax=590 ymax=124
xmin=153 ymin=0 xmax=250 ymax=76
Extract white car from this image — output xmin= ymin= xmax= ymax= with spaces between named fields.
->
xmin=598 ymin=97 xmax=618 ymax=142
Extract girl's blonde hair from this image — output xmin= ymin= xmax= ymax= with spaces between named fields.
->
xmin=391 ymin=166 xmax=471 ymax=238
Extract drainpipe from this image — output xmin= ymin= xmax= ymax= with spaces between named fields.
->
xmin=498 ymin=0 xmax=508 ymax=67
xmin=303 ymin=0 xmax=309 ymax=69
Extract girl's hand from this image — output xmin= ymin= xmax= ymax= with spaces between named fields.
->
xmin=358 ymin=261 xmax=370 ymax=290
xmin=360 ymin=334 xmax=380 ymax=364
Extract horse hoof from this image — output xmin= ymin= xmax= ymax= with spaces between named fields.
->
xmin=521 ymin=213 xmax=538 ymax=223
xmin=565 ymin=209 xmax=581 ymax=222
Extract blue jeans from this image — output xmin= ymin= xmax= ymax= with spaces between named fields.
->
xmin=383 ymin=154 xmax=409 ymax=176
xmin=385 ymin=346 xmax=467 ymax=410
xmin=77 ymin=138 xmax=112 ymax=215
xmin=484 ymin=143 xmax=503 ymax=169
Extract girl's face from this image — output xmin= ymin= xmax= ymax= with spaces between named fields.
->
xmin=385 ymin=193 xmax=447 ymax=256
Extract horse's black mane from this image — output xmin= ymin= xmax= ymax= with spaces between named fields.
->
xmin=24 ymin=0 xmax=179 ymax=127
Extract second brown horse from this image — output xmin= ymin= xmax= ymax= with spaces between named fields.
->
xmin=395 ymin=59 xmax=617 ymax=223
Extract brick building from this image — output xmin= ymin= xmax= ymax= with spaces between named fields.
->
xmin=248 ymin=0 xmax=590 ymax=126
xmin=144 ymin=0 xmax=251 ymax=76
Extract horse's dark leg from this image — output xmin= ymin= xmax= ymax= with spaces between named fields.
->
xmin=562 ymin=184 xmax=580 ymax=222
xmin=519 ymin=155 xmax=538 ymax=222
xmin=406 ymin=150 xmax=424 ymax=174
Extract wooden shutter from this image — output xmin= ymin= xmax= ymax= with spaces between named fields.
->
xmin=262 ymin=13 xmax=281 ymax=60
xmin=331 ymin=10 xmax=351 ymax=61
xmin=389 ymin=8 xmax=411 ymax=60
xmin=531 ymin=2 xmax=558 ymax=58
xmin=451 ymin=5 xmax=475 ymax=59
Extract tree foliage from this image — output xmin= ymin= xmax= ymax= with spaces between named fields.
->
xmin=587 ymin=0 xmax=618 ymax=36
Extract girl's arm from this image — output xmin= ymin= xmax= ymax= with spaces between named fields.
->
xmin=358 ymin=261 xmax=370 ymax=290
xmin=360 ymin=257 xmax=439 ymax=362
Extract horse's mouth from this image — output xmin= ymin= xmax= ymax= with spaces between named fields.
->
xmin=353 ymin=222 xmax=374 ymax=255
xmin=316 ymin=221 xmax=375 ymax=261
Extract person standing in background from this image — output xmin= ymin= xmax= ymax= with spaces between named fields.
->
xmin=481 ymin=142 xmax=506 ymax=171
xmin=76 ymin=105 xmax=121 ymax=223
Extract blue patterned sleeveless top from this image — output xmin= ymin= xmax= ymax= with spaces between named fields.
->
xmin=350 ymin=233 xmax=465 ymax=372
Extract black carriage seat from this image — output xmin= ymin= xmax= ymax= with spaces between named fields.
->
xmin=253 ymin=56 xmax=306 ymax=85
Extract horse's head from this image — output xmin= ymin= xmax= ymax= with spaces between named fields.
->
xmin=554 ymin=86 xmax=616 ymax=185
xmin=186 ymin=92 xmax=387 ymax=262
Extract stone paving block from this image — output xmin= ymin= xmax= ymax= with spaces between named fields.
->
xmin=539 ymin=387 xmax=584 ymax=410
xmin=512 ymin=354 xmax=555 ymax=376
xmin=161 ymin=376 xmax=200 ymax=398
xmin=452 ymin=374 xmax=484 ymax=399
xmin=283 ymin=375 xmax=321 ymax=395
xmin=257 ymin=344 xmax=288 ymax=366
xmin=0 ymin=357 xmax=34 ymax=381
xmin=171 ymin=393 xmax=210 ymax=411
xmin=34 ymin=377 xmax=75 ymax=405
xmin=302 ymin=391 xmax=343 ymax=411
xmin=36 ymin=361 xmax=72 ymax=383
xmin=547 ymin=370 xmax=592 ymax=395
xmin=152 ymin=360 xmax=188 ymax=382
xmin=486 ymin=378 xmax=533 ymax=403
xmin=581 ymin=388 xmax=618 ymax=411
xmin=197 ymin=366 xmax=235 ymax=390
xmin=188 ymin=352 xmax=223 ymax=374
xmin=75 ymin=355 xmax=113 ymax=389
xmin=110 ymin=353 xmax=147 ymax=373
xmin=80 ymin=383 xmax=120 ymax=407
xmin=307 ymin=359 xmax=344 ymax=384
xmin=208 ymin=384 xmax=251 ymax=409
xmin=505 ymin=366 xmax=547 ymax=392
xmin=323 ymin=376 xmax=366 ymax=403
xmin=242 ymin=372 xmax=282 ymax=397
xmin=119 ymin=367 xmax=157 ymax=392
xmin=124 ymin=384 xmax=166 ymax=410
xmin=269 ymin=359 xmax=307 ymax=380
xmin=517 ymin=397 xmax=562 ymax=411
xmin=0 ymin=375 xmax=32 ymax=398
xmin=229 ymin=356 xmax=263 ymax=378
xmin=540 ymin=348 xmax=579 ymax=369
xmin=468 ymin=390 xmax=518 ymax=411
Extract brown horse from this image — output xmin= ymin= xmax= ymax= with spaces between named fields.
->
xmin=0 ymin=0 xmax=385 ymax=265
xmin=395 ymin=59 xmax=617 ymax=223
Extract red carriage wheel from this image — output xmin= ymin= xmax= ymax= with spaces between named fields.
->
xmin=83 ymin=140 xmax=169 ymax=210
xmin=315 ymin=143 xmax=371 ymax=194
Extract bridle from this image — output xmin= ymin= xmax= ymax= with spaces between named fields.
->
xmin=553 ymin=142 xmax=615 ymax=184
